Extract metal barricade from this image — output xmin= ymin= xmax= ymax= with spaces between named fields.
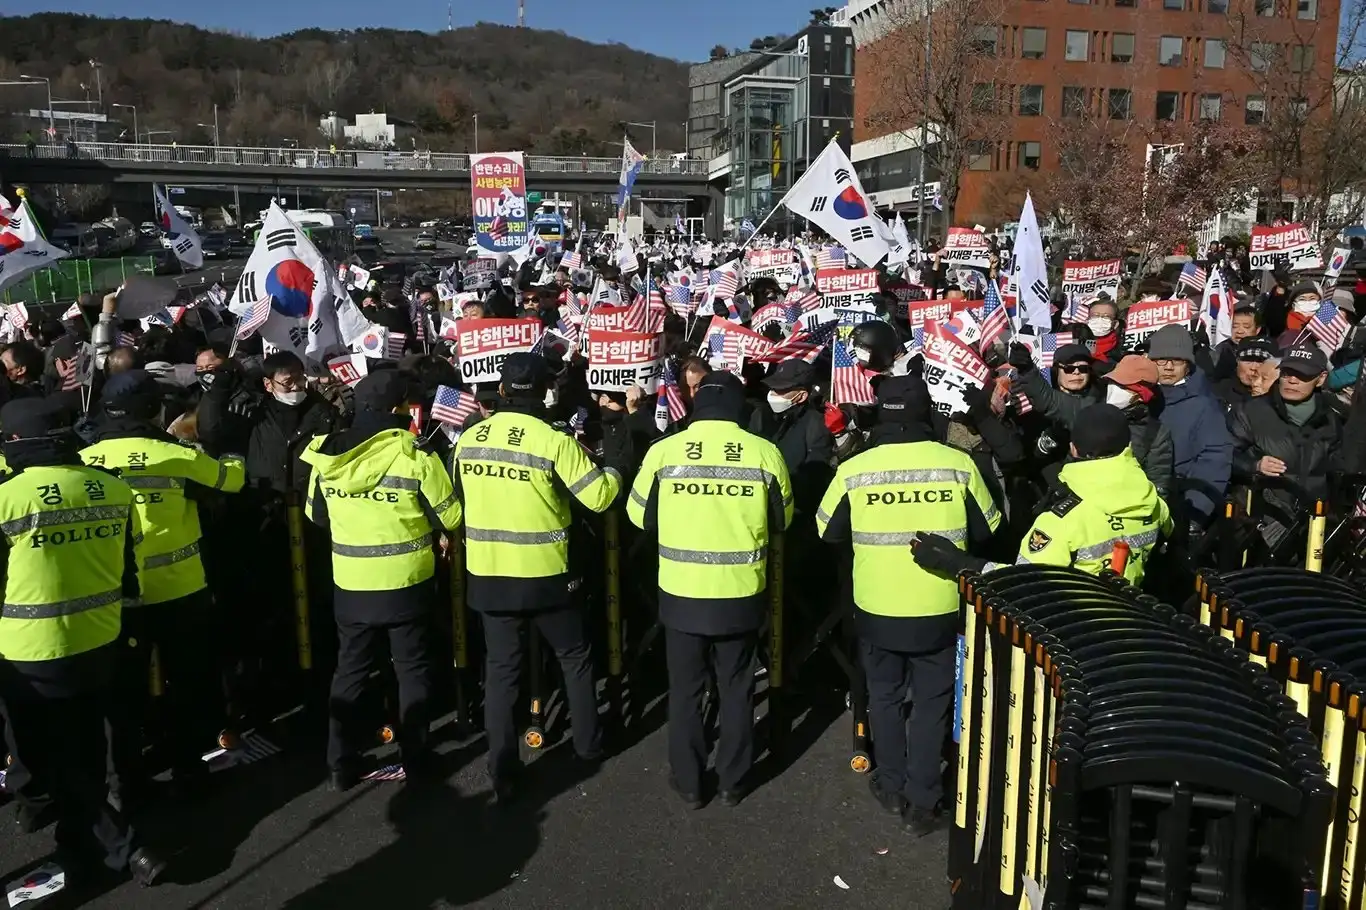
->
xmin=952 ymin=564 xmax=1334 ymax=910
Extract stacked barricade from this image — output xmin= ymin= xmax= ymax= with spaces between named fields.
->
xmin=1192 ymin=567 xmax=1366 ymax=908
xmin=951 ymin=564 xmax=1335 ymax=910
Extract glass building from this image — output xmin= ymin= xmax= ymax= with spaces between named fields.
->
xmin=703 ymin=24 xmax=854 ymax=234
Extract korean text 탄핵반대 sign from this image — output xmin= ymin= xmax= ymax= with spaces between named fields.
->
xmin=455 ymin=318 xmax=543 ymax=384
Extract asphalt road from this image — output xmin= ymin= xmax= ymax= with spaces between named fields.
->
xmin=0 ymin=687 xmax=951 ymax=909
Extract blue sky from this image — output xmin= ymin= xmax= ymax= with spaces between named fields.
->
xmin=5 ymin=0 xmax=808 ymax=62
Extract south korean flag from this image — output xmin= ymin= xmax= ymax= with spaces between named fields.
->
xmin=153 ymin=184 xmax=204 ymax=269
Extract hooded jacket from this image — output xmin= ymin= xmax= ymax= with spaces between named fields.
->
xmin=1155 ymin=369 xmax=1233 ymax=523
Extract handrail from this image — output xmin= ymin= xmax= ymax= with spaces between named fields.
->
xmin=0 ymin=143 xmax=709 ymax=176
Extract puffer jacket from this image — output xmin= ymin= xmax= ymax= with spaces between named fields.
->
xmin=1228 ymin=390 xmax=1347 ymax=531
xmin=1156 ymin=370 xmax=1232 ymax=524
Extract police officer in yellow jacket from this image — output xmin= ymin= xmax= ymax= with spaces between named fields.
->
xmin=81 ymin=370 xmax=246 ymax=804
xmin=302 ymin=371 xmax=463 ymax=789
xmin=628 ymin=371 xmax=793 ymax=808
xmin=817 ymin=376 xmax=1000 ymax=835
xmin=453 ymin=353 xmax=620 ymax=802
xmin=914 ymin=404 xmax=1173 ymax=586
xmin=0 ymin=398 xmax=166 ymax=885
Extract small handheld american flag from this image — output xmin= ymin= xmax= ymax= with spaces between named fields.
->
xmin=561 ymin=250 xmax=583 ymax=271
xmin=1177 ymin=262 xmax=1208 ymax=293
xmin=816 ymin=247 xmax=847 ymax=271
xmin=235 ymin=295 xmax=272 ymax=340
xmin=979 ymin=279 xmax=1012 ymax=352
xmin=752 ymin=320 xmax=838 ymax=365
xmin=1307 ymin=299 xmax=1351 ymax=350
xmin=830 ymin=331 xmax=876 ymax=405
xmin=431 ymin=384 xmax=480 ymax=427
xmin=654 ymin=359 xmax=689 ymax=431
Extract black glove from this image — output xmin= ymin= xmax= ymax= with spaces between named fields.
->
xmin=911 ymin=533 xmax=988 ymax=576
xmin=1007 ymin=342 xmax=1036 ymax=374
xmin=960 ymin=383 xmax=990 ymax=418
xmin=1191 ymin=323 xmax=1211 ymax=350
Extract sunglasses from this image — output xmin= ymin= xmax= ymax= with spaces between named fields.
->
xmin=1057 ymin=364 xmax=1089 ymax=374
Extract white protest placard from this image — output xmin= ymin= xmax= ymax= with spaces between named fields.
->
xmin=941 ymin=227 xmax=993 ymax=269
xmin=922 ymin=322 xmax=991 ymax=416
xmin=1250 ymin=223 xmax=1318 ymax=270
xmin=326 ymin=352 xmax=369 ymax=387
xmin=1060 ymin=259 xmax=1121 ymax=300
xmin=455 ymin=318 xmax=543 ymax=384
xmin=1123 ymin=298 xmax=1192 ymax=348
xmin=586 ymin=331 xmax=664 ymax=393
xmin=746 ymin=248 xmax=798 ymax=280
xmin=464 ymin=257 xmax=497 ymax=291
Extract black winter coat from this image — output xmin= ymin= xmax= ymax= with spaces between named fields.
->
xmin=1227 ymin=390 xmax=1346 ymax=529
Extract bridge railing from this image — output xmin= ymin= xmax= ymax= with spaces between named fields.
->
xmin=0 ymin=143 xmax=710 ymax=176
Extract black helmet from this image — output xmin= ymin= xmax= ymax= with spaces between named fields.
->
xmin=849 ymin=319 xmax=901 ymax=373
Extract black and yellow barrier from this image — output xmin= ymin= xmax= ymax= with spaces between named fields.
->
xmin=1191 ymin=566 xmax=1366 ymax=909
xmin=285 ymin=490 xmax=312 ymax=672
xmin=951 ymin=565 xmax=1334 ymax=910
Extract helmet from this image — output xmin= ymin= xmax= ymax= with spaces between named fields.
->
xmin=849 ymin=320 xmax=901 ymax=373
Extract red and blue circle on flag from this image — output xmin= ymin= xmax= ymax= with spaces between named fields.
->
xmin=832 ymin=186 xmax=869 ymax=221
xmin=265 ymin=260 xmax=315 ymax=318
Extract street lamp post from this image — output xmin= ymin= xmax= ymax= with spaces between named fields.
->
xmin=88 ymin=60 xmax=103 ymax=107
xmin=473 ymin=114 xmax=479 ymax=154
xmin=623 ymin=120 xmax=657 ymax=158
xmin=112 ymin=103 xmax=137 ymax=145
xmin=19 ymin=75 xmax=53 ymax=137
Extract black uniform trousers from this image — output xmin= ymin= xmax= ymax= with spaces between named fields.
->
xmin=665 ymin=628 xmax=758 ymax=795
xmin=328 ymin=608 xmax=434 ymax=773
xmin=482 ymin=606 xmax=600 ymax=783
xmin=1 ymin=696 xmax=51 ymax=812
xmin=108 ymin=590 xmax=222 ymax=796
xmin=860 ymin=637 xmax=955 ymax=811
xmin=1 ymin=647 xmax=134 ymax=871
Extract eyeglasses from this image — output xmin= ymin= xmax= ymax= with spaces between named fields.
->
xmin=1057 ymin=364 xmax=1089 ymax=374
xmin=270 ymin=375 xmax=307 ymax=392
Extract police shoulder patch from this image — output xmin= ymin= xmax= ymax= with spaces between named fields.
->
xmin=1050 ymin=493 xmax=1082 ymax=517
xmin=1027 ymin=529 xmax=1053 ymax=553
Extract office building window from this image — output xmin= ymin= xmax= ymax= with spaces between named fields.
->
xmin=1115 ymin=0 xmax=1136 ymax=6
xmin=1159 ymin=36 xmax=1183 ymax=66
xmin=1245 ymin=94 xmax=1266 ymax=124
xmin=1156 ymin=91 xmax=1181 ymax=120
xmin=971 ymin=82 xmax=997 ymax=112
xmin=1256 ymin=0 xmax=1275 ymax=15
xmin=968 ymin=140 xmax=994 ymax=171
xmin=1065 ymin=30 xmax=1090 ymax=61
xmin=1207 ymin=0 xmax=1228 ymax=11
xmin=1108 ymin=88 xmax=1132 ymax=119
xmin=1290 ymin=45 xmax=1313 ymax=72
xmin=1019 ymin=85 xmax=1044 ymax=116
xmin=1112 ymin=33 xmax=1135 ymax=62
xmin=1022 ymin=28 xmax=1047 ymax=59
xmin=1250 ymin=41 xmax=1275 ymax=71
xmin=1021 ymin=141 xmax=1042 ymax=169
xmin=1164 ymin=0 xmax=1183 ymax=8
xmin=1204 ymin=39 xmax=1225 ymax=68
xmin=1298 ymin=0 xmax=1316 ymax=17
xmin=973 ymin=24 xmax=999 ymax=55
xmin=1063 ymin=86 xmax=1092 ymax=117
xmin=1199 ymin=94 xmax=1222 ymax=120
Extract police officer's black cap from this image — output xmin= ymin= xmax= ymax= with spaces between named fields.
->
xmin=1071 ymin=403 xmax=1130 ymax=458
xmin=1 ymin=397 xmax=73 ymax=439
xmin=763 ymin=360 xmax=816 ymax=393
xmin=1234 ymin=337 xmax=1276 ymax=363
xmin=353 ymin=370 xmax=415 ymax=413
xmin=500 ymin=352 xmax=549 ymax=397
xmin=875 ymin=374 xmax=932 ymax=422
xmin=100 ymin=368 xmax=161 ymax=415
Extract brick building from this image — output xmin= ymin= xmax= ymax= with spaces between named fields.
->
xmin=846 ymin=0 xmax=1340 ymax=229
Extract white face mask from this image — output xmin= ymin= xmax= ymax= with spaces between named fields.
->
xmin=1105 ymin=385 xmax=1137 ymax=409
xmin=853 ymin=345 xmax=873 ymax=366
xmin=544 ymin=387 xmax=559 ymax=408
xmin=1086 ymin=317 xmax=1115 ymax=337
xmin=272 ymin=389 xmax=307 ymax=407
xmin=767 ymin=391 xmax=797 ymax=414
xmin=1292 ymin=297 xmax=1319 ymax=315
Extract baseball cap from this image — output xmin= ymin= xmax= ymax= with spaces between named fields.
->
xmin=1053 ymin=343 xmax=1092 ymax=367
xmin=762 ymin=360 xmax=816 ymax=393
xmin=875 ymin=374 xmax=932 ymax=423
xmin=1279 ymin=343 xmax=1328 ymax=377
xmin=1234 ymin=338 xmax=1276 ymax=363
xmin=1104 ymin=354 xmax=1159 ymax=387
xmin=353 ymin=370 xmax=415 ymax=413
xmin=499 ymin=352 xmax=549 ymax=396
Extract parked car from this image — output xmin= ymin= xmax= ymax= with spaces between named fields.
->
xmin=201 ymin=232 xmax=230 ymax=260
xmin=414 ymin=231 xmax=438 ymax=251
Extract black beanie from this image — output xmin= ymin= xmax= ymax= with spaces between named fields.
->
xmin=1072 ymin=404 xmax=1131 ymax=458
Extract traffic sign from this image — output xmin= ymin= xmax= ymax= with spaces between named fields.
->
xmin=528 ymin=191 xmax=544 ymax=206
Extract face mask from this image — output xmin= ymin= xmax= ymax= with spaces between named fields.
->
xmin=544 ymin=387 xmax=559 ymax=408
xmin=1086 ymin=317 xmax=1114 ymax=337
xmin=1292 ymin=298 xmax=1319 ymax=315
xmin=853 ymin=346 xmax=873 ymax=366
xmin=1105 ymin=385 xmax=1137 ymax=409
xmin=272 ymin=389 xmax=307 ymax=407
xmin=767 ymin=391 xmax=797 ymax=414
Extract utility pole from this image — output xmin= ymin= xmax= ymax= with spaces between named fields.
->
xmin=518 ymin=0 xmax=525 ymax=27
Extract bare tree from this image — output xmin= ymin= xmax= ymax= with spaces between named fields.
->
xmin=1223 ymin=0 xmax=1366 ymax=240
xmin=858 ymin=0 xmax=1012 ymax=231
xmin=306 ymin=55 xmax=357 ymax=115
xmin=1048 ymin=107 xmax=1253 ymax=293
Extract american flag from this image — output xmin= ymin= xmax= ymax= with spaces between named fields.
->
xmin=235 ymin=295 xmax=272 ymax=340
xmin=705 ymin=325 xmax=744 ymax=372
xmin=751 ymin=302 xmax=792 ymax=334
xmin=431 ymin=384 xmax=480 ymax=427
xmin=1178 ymin=262 xmax=1208 ymax=293
xmin=409 ymin=301 xmax=429 ymax=344
xmin=752 ymin=320 xmax=838 ymax=365
xmin=1035 ymin=331 xmax=1073 ymax=383
xmin=54 ymin=356 xmax=81 ymax=392
xmin=816 ymin=247 xmax=847 ymax=270
xmin=979 ymin=279 xmax=1012 ymax=351
xmin=654 ymin=359 xmax=689 ymax=431
xmin=116 ymin=330 xmax=137 ymax=348
xmin=708 ymin=265 xmax=740 ymax=300
xmin=386 ymin=332 xmax=408 ymax=360
xmin=561 ymin=250 xmax=583 ymax=270
xmin=788 ymin=286 xmax=822 ymax=315
xmin=568 ymin=407 xmax=588 ymax=436
xmin=1307 ymin=299 xmax=1351 ymax=350
xmin=831 ymin=331 xmax=876 ymax=405
xmin=362 ymin=764 xmax=407 ymax=782
xmin=665 ymin=281 xmax=694 ymax=317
